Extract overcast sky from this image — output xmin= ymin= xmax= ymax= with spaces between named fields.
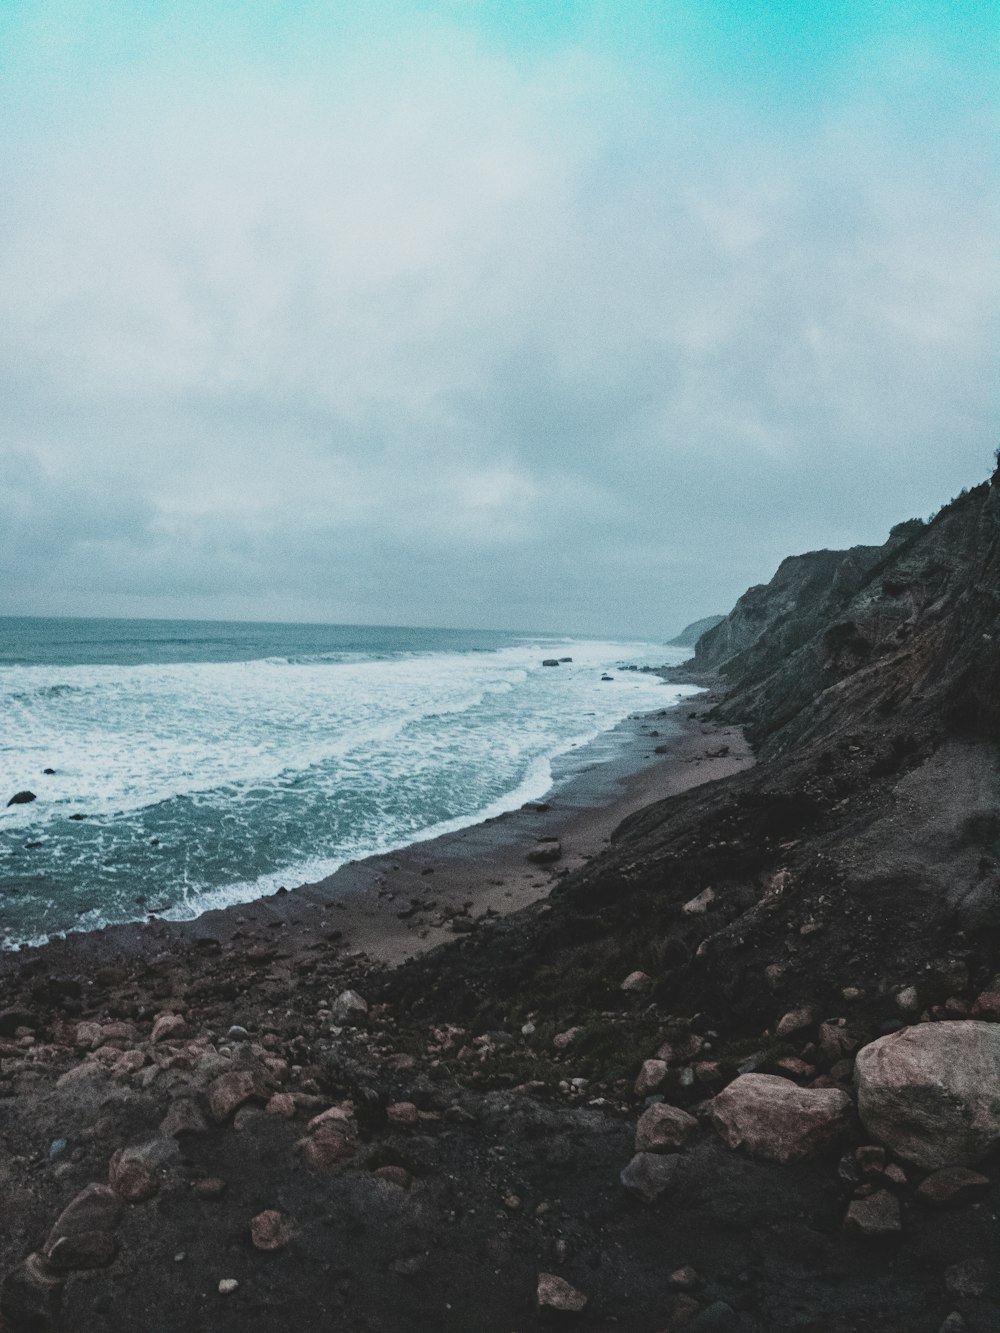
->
xmin=1 ymin=1 xmax=997 ymax=636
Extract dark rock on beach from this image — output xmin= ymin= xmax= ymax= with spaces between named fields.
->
xmin=6 ymin=790 xmax=36 ymax=806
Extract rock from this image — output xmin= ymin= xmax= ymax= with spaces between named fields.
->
xmin=44 ymin=1184 xmax=121 ymax=1270
xmin=527 ymin=841 xmax=562 ymax=864
xmin=151 ymin=1013 xmax=188 ymax=1044
xmin=896 ymin=986 xmax=921 ymax=1014
xmin=373 ymin=1165 xmax=411 ymax=1189
xmin=915 ymin=1166 xmax=991 ymax=1208
xmin=620 ymin=970 xmax=653 ymax=993
xmin=709 ymin=1073 xmax=854 ymax=1163
xmin=194 ymin=1177 xmax=228 ymax=1199
xmin=552 ymin=1027 xmax=583 ymax=1050
xmin=265 ymin=1092 xmax=296 ymax=1118
xmin=7 ymin=791 xmax=36 ymax=806
xmin=970 ymin=990 xmax=1000 ymax=1021
xmin=634 ymin=1059 xmax=669 ymax=1096
xmin=657 ymin=1033 xmax=705 ymax=1064
xmin=226 ymin=1025 xmax=250 ymax=1041
xmin=938 ymin=1314 xmax=968 ymax=1332
xmin=331 ymin=990 xmax=368 ymax=1024
xmin=682 ymin=888 xmax=715 ymax=915
xmin=620 ymin=1151 xmax=682 ymax=1204
xmin=854 ymin=1021 xmax=1000 ymax=1167
xmin=160 ymin=1097 xmax=208 ymax=1137
xmin=387 ymin=1101 xmax=420 ymax=1126
xmin=208 ymin=1069 xmax=259 ymax=1122
xmin=218 ymin=1279 xmax=239 ymax=1296
xmin=536 ymin=1273 xmax=587 ymax=1314
xmin=775 ymin=1006 xmax=814 ymax=1037
xmin=668 ymin=1266 xmax=701 ymax=1290
xmin=541 ymin=659 xmax=560 ymax=667
xmin=944 ymin=1260 xmax=988 ymax=1299
xmin=843 ymin=1189 xmax=902 ymax=1237
xmin=635 ymin=1103 xmax=698 ymax=1153
xmin=297 ymin=1125 xmax=354 ymax=1168
xmin=250 ymin=1209 xmax=293 ymax=1251
xmin=108 ymin=1142 xmax=165 ymax=1203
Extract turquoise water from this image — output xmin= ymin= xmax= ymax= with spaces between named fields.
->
xmin=0 ymin=617 xmax=695 ymax=947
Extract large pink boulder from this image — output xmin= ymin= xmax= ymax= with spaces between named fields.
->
xmin=854 ymin=1021 xmax=1000 ymax=1168
xmin=709 ymin=1073 xmax=854 ymax=1163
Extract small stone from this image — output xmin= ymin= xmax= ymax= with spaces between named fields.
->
xmin=635 ymin=1103 xmax=698 ymax=1153
xmin=108 ymin=1150 xmax=159 ymax=1203
xmin=386 ymin=1101 xmax=420 ymax=1125
xmin=208 ymin=1070 xmax=259 ymax=1122
xmin=160 ymin=1097 xmax=208 ymax=1138
xmin=265 ymin=1092 xmax=296 ymax=1118
xmin=944 ymin=1260 xmax=988 ymax=1299
xmin=896 ymin=986 xmax=920 ymax=1014
xmin=842 ymin=986 xmax=862 ymax=1002
xmin=843 ymin=1189 xmax=902 ymax=1237
xmin=620 ymin=971 xmax=653 ymax=993
xmin=250 ymin=1209 xmax=293 ymax=1251
xmin=218 ymin=1278 xmax=239 ymax=1296
xmin=331 ymin=990 xmax=368 ymax=1024
xmin=915 ymin=1166 xmax=991 ymax=1208
xmin=552 ymin=1027 xmax=583 ymax=1050
xmin=194 ymin=1177 xmax=228 ymax=1199
xmin=682 ymin=888 xmax=715 ymax=915
xmin=634 ymin=1059 xmax=669 ymax=1096
xmin=668 ymin=1265 xmax=701 ymax=1290
xmin=226 ymin=1025 xmax=251 ymax=1042
xmin=297 ymin=1125 xmax=354 ymax=1168
xmin=151 ymin=1013 xmax=188 ymax=1044
xmin=536 ymin=1272 xmax=587 ymax=1314
xmin=620 ymin=1152 xmax=682 ymax=1204
xmin=775 ymin=1007 xmax=814 ymax=1037
xmin=373 ymin=1165 xmax=411 ymax=1189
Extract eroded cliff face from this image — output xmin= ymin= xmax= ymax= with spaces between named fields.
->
xmin=695 ymin=471 xmax=1000 ymax=755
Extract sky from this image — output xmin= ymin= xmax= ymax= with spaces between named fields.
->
xmin=1 ymin=0 xmax=997 ymax=637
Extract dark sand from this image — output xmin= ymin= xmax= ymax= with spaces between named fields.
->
xmin=0 ymin=690 xmax=752 ymax=979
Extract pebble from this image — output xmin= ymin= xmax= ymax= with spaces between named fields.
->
xmin=218 ymin=1278 xmax=239 ymax=1296
xmin=536 ymin=1273 xmax=587 ymax=1314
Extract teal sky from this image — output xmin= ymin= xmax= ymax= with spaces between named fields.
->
xmin=1 ymin=0 xmax=997 ymax=632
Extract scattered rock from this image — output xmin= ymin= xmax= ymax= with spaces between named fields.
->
xmin=709 ymin=1073 xmax=854 ymax=1163
xmin=386 ymin=1101 xmax=420 ymax=1126
xmin=44 ymin=1184 xmax=121 ymax=1270
xmin=552 ymin=1027 xmax=583 ymax=1050
xmin=108 ymin=1141 xmax=168 ymax=1203
xmin=332 ymin=990 xmax=368 ymax=1024
xmin=620 ymin=971 xmax=653 ymax=993
xmin=944 ymin=1259 xmax=988 ymax=1299
xmin=854 ymin=1021 xmax=1000 ymax=1167
xmin=250 ymin=1209 xmax=293 ymax=1251
xmin=7 ymin=791 xmax=36 ymax=806
xmin=682 ymin=888 xmax=715 ymax=915
xmin=915 ymin=1166 xmax=991 ymax=1208
xmin=775 ymin=1006 xmax=814 ymax=1037
xmin=151 ymin=1013 xmax=188 ymax=1044
xmin=843 ymin=1189 xmax=902 ymax=1237
xmin=620 ymin=1152 xmax=682 ymax=1204
xmin=208 ymin=1069 xmax=259 ymax=1123
xmin=896 ymin=986 xmax=921 ymax=1015
xmin=265 ymin=1092 xmax=297 ymax=1118
xmin=297 ymin=1126 xmax=355 ymax=1168
xmin=635 ymin=1103 xmax=698 ymax=1153
xmin=374 ymin=1165 xmax=411 ymax=1189
xmin=668 ymin=1266 xmax=702 ymax=1290
xmin=194 ymin=1177 xmax=228 ymax=1200
xmin=218 ymin=1278 xmax=239 ymax=1296
xmin=634 ymin=1059 xmax=669 ymax=1097
xmin=536 ymin=1272 xmax=587 ymax=1314
xmin=160 ymin=1097 xmax=208 ymax=1138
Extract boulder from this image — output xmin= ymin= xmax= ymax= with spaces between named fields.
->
xmin=854 ymin=1022 xmax=1000 ymax=1167
xmin=635 ymin=1103 xmax=698 ymax=1153
xmin=709 ymin=1073 xmax=854 ymax=1163
xmin=7 ymin=791 xmax=36 ymax=806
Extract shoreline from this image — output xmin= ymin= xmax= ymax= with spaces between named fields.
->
xmin=0 ymin=685 xmax=751 ymax=979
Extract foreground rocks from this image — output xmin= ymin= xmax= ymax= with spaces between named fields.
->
xmin=709 ymin=1073 xmax=854 ymax=1163
xmin=855 ymin=1022 xmax=1000 ymax=1167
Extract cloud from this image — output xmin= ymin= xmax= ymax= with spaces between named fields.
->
xmin=0 ymin=4 xmax=996 ymax=633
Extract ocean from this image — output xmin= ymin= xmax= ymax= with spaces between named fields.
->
xmin=0 ymin=617 xmax=696 ymax=948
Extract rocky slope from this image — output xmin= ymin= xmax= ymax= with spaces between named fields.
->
xmin=2 ymin=465 xmax=1000 ymax=1332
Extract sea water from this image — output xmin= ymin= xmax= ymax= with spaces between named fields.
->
xmin=0 ymin=617 xmax=697 ymax=948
